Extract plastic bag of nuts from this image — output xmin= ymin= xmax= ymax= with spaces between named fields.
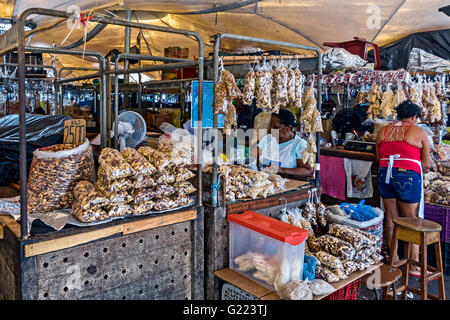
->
xmin=97 ymin=166 xmax=133 ymax=193
xmin=98 ymin=148 xmax=135 ymax=181
xmin=73 ymin=180 xmax=110 ymax=211
xmin=106 ymin=203 xmax=133 ymax=217
xmin=138 ymin=146 xmax=175 ymax=171
xmin=27 ymin=140 xmax=95 ymax=213
xmin=175 ymin=181 xmax=196 ymax=196
xmin=133 ymin=201 xmax=155 ymax=215
xmin=72 ymin=200 xmax=108 ymax=223
xmin=148 ymin=184 xmax=177 ymax=199
xmin=121 ymin=147 xmax=156 ymax=177
xmin=171 ymin=167 xmax=195 ymax=182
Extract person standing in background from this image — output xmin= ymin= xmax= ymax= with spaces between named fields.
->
xmin=376 ymin=100 xmax=433 ymax=277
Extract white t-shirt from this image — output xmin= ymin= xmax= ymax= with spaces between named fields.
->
xmin=258 ymin=134 xmax=307 ymax=168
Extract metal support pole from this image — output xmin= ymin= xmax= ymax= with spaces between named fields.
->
xmin=107 ymin=55 xmax=112 ymax=148
xmin=315 ymin=52 xmax=322 ymax=187
xmin=137 ymin=33 xmax=142 ymax=115
xmin=211 ymin=34 xmax=220 ymax=207
xmin=123 ymin=9 xmax=132 ymax=109
xmin=17 ymin=15 xmax=28 ymax=239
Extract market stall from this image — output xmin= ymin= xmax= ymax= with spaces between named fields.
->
xmin=0 ymin=7 xmax=205 ymax=300
xmin=201 ymin=32 xmax=327 ymax=299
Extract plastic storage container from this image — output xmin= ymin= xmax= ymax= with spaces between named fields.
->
xmin=228 ymin=210 xmax=308 ymax=292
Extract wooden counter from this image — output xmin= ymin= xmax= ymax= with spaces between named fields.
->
xmin=214 ymin=263 xmax=383 ymax=300
xmin=0 ymin=206 xmax=204 ymax=300
xmin=320 ymin=147 xmax=377 ymax=162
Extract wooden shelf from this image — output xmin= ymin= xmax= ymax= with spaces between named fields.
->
xmin=215 ymin=263 xmax=383 ymax=300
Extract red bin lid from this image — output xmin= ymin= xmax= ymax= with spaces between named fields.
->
xmin=227 ymin=210 xmax=308 ymax=246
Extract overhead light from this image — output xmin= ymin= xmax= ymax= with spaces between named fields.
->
xmin=439 ymin=5 xmax=450 ymax=16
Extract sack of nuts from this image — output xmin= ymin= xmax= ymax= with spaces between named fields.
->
xmin=27 ymin=140 xmax=95 ymax=213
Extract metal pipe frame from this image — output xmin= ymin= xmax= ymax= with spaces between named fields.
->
xmin=24 ymin=46 xmax=107 ymax=145
xmin=58 ymin=67 xmax=99 ymax=79
xmin=0 ymin=63 xmax=58 ymax=114
xmin=14 ymin=9 xmax=205 ymax=270
xmin=112 ymin=53 xmax=196 ymax=149
xmin=211 ymin=33 xmax=323 ymax=206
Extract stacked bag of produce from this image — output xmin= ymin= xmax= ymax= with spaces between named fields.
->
xmin=138 ymin=146 xmax=196 ymax=211
xmin=96 ymin=148 xmax=135 ymax=217
xmin=121 ymin=147 xmax=157 ymax=215
xmin=215 ymin=164 xmax=286 ymax=201
xmin=308 ymin=224 xmax=383 ymax=283
xmin=72 ymin=181 xmax=109 ymax=222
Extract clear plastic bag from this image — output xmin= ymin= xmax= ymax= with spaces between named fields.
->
xmin=158 ymin=131 xmax=193 ymax=167
xmin=328 ymin=223 xmax=373 ymax=251
xmin=72 ymin=199 xmax=108 ymax=223
xmin=214 ymin=80 xmax=228 ymax=115
xmin=121 ymin=147 xmax=156 ymax=177
xmin=133 ymin=188 xmax=154 ymax=205
xmin=133 ymin=201 xmax=155 ymax=215
xmin=243 ymin=69 xmax=256 ymax=105
xmin=315 ymin=265 xmax=340 ymax=283
xmin=138 ymin=146 xmax=175 ymax=170
xmin=134 ymin=175 xmax=156 ymax=189
xmin=302 ymin=190 xmax=317 ymax=226
xmin=106 ymin=203 xmax=133 ymax=217
xmin=221 ymin=69 xmax=242 ymax=100
xmin=309 ymin=279 xmax=335 ymax=296
xmin=97 ymin=166 xmax=133 ymax=193
xmin=27 ymin=140 xmax=95 ymax=213
xmin=98 ymin=148 xmax=135 ymax=181
xmin=224 ymin=103 xmax=237 ymax=131
xmin=314 ymin=251 xmax=344 ymax=270
xmin=148 ymin=184 xmax=177 ymax=199
xmin=309 ymin=235 xmax=356 ymax=260
xmin=277 ymin=280 xmax=312 ymax=300
xmin=73 ymin=180 xmax=110 ymax=211
xmin=153 ymin=194 xmax=193 ymax=211
xmin=255 ymin=68 xmax=273 ymax=110
xmin=175 ymin=181 xmax=196 ymax=195
xmin=155 ymin=172 xmax=176 ymax=185
xmin=103 ymin=190 xmax=133 ymax=204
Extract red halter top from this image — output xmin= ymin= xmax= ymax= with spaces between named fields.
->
xmin=379 ymin=121 xmax=422 ymax=174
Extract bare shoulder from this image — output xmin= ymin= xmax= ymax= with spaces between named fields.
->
xmin=376 ymin=124 xmax=390 ymax=140
xmin=408 ymin=125 xmax=427 ymax=137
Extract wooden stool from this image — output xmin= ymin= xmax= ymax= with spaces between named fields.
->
xmin=362 ymin=264 xmax=402 ymax=300
xmin=387 ymin=217 xmax=446 ymax=300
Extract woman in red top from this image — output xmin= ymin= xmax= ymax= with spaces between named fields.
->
xmin=376 ymin=100 xmax=432 ymax=277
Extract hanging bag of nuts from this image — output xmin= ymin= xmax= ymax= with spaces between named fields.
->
xmin=27 ymin=139 xmax=95 ymax=213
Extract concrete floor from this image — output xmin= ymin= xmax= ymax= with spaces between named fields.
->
xmin=357 ymin=273 xmax=450 ymax=300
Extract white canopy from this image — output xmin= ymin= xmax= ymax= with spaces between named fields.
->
xmin=1 ymin=0 xmax=449 ymax=79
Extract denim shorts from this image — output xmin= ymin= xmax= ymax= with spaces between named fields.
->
xmin=377 ymin=167 xmax=422 ymax=203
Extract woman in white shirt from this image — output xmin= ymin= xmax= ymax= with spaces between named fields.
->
xmin=257 ymin=109 xmax=313 ymax=178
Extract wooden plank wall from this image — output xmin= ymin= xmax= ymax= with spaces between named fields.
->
xmin=25 ymin=221 xmax=193 ymax=300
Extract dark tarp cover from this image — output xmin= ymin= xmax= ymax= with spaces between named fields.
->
xmin=0 ymin=114 xmax=70 ymax=186
xmin=368 ymin=29 xmax=450 ymax=70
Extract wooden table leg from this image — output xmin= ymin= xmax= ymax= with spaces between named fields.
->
xmin=392 ymin=283 xmax=397 ymax=301
xmin=403 ymin=242 xmax=410 ymax=300
xmin=421 ymin=234 xmax=428 ymax=300
xmin=388 ymin=225 xmax=399 ymax=266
